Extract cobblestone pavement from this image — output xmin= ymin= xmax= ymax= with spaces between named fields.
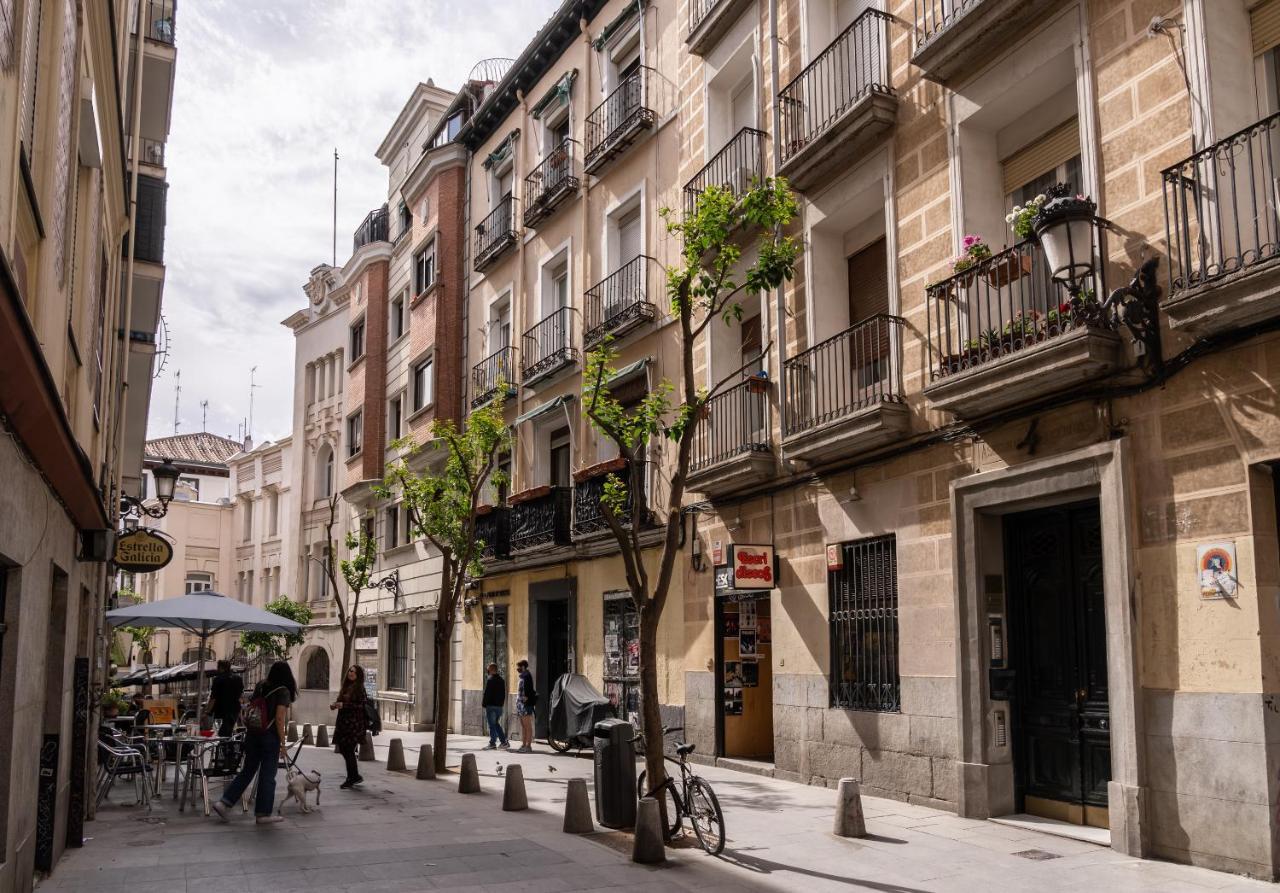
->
xmin=42 ymin=732 xmax=1273 ymax=892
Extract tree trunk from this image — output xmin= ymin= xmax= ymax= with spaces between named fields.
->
xmin=637 ymin=604 xmax=666 ymax=794
xmin=340 ymin=627 xmax=353 ymax=677
xmin=433 ymin=613 xmax=454 ymax=772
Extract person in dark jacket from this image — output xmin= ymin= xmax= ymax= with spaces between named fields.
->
xmin=515 ymin=659 xmax=536 ymax=753
xmin=211 ymin=660 xmax=295 ymax=824
xmin=481 ymin=663 xmax=509 ymax=750
xmin=205 ymin=660 xmax=244 ymax=736
xmin=331 ymin=665 xmax=367 ymax=788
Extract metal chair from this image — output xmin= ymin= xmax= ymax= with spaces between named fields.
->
xmin=181 ymin=733 xmax=245 ymax=816
xmin=95 ymin=739 xmax=151 ymax=808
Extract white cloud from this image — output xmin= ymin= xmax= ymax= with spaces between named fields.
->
xmin=149 ymin=0 xmax=557 ymax=443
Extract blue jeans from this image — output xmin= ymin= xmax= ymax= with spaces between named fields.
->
xmin=219 ymin=728 xmax=280 ymax=817
xmin=485 ymin=706 xmax=508 ymax=746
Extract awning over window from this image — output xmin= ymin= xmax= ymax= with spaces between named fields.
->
xmin=531 ymin=70 xmax=578 ymax=120
xmin=512 ymin=394 xmax=574 ymax=426
xmin=607 ymin=356 xmax=650 ymax=386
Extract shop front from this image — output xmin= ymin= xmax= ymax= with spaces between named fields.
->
xmin=713 ymin=543 xmax=777 ymax=761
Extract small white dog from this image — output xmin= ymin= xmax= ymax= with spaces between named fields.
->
xmin=277 ymin=767 xmax=322 ymax=815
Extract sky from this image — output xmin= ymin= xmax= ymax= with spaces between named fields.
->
xmin=147 ymin=0 xmax=558 ymax=445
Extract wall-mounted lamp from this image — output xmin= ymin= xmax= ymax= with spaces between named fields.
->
xmin=119 ymin=458 xmax=180 ymax=521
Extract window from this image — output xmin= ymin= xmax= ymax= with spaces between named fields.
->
xmin=390 ymin=292 xmax=406 ymax=341
xmin=430 ymin=111 xmax=464 ymax=150
xmin=347 ymin=410 xmax=363 ymax=458
xmin=412 ymin=356 xmax=434 ymax=412
xmin=829 ymin=535 xmax=899 ymax=712
xmin=549 ymin=426 xmax=571 ymax=488
xmin=267 ymin=489 xmax=280 ymax=537
xmin=398 ymin=200 xmax=411 ymax=237
xmin=389 ymin=394 xmax=403 ymax=442
xmin=414 ymin=241 xmax=436 ymax=295
xmin=385 ymin=506 xmax=399 ymax=549
xmin=304 ymin=649 xmax=330 ymax=690
xmin=483 ymin=602 xmax=509 ymax=681
xmin=387 ymin=623 xmax=409 ymax=691
xmin=185 ymin=572 xmax=214 ymax=594
xmin=242 ymin=499 xmax=253 ymax=542
xmin=317 ymin=445 xmax=335 ymax=498
xmin=350 ymin=318 xmax=366 ymax=361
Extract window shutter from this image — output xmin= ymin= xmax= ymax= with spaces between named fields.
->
xmin=18 ymin=0 xmax=42 ymax=153
xmin=1254 ymin=0 xmax=1280 ymax=56
xmin=847 ymin=237 xmax=889 ymax=324
xmin=1001 ymin=118 xmax=1081 ymax=197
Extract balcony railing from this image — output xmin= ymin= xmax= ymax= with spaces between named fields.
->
xmin=353 ymin=206 xmax=389 ymax=253
xmin=925 ymin=219 xmax=1113 ymax=381
xmin=584 ymin=255 xmax=657 ymax=348
xmin=521 ymin=307 xmax=578 ymax=384
xmin=779 ymin=10 xmax=891 ymax=165
xmin=784 ymin=314 xmax=904 ymax=438
xmin=472 ymin=346 xmax=516 ymax=408
xmin=475 ymin=194 xmax=517 ymax=271
xmin=139 ymin=0 xmax=176 ymax=44
xmin=573 ymin=461 xmax=644 ymax=537
xmin=684 ymin=127 xmax=766 ymax=218
xmin=510 ymin=487 xmax=572 ymax=553
xmin=1163 ymin=110 xmax=1280 ymax=294
xmin=689 ymin=0 xmax=722 ymax=37
xmin=475 ymin=508 xmax=510 ymax=561
xmin=692 ymin=379 xmax=770 ymax=473
xmin=913 ymin=0 xmax=978 ymax=48
xmin=584 ymin=67 xmax=656 ymax=173
xmin=523 ymin=140 xmax=579 ymax=227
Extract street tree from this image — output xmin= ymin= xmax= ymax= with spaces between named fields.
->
xmin=321 ymin=494 xmax=378 ymax=672
xmin=381 ymin=396 xmax=510 ymax=772
xmin=239 ymin=595 xmax=313 ymax=657
xmin=583 ymin=178 xmax=798 ymax=802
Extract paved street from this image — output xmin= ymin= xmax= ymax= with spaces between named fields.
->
xmin=46 ymin=733 xmax=1271 ymax=892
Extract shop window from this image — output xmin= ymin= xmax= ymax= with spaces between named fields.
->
xmin=483 ymin=601 xmax=509 ymax=681
xmin=603 ymin=594 xmax=641 ymax=726
xmin=828 ymin=535 xmax=899 ymax=712
xmin=387 ymin=623 xmax=409 ymax=691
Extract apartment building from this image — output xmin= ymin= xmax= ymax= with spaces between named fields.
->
xmin=0 ymin=0 xmax=175 ymax=885
xmin=457 ymin=0 xmax=688 ymax=741
xmin=667 ymin=0 xmax=1280 ymax=879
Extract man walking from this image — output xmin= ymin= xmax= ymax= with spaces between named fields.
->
xmin=481 ymin=663 xmax=509 ymax=750
xmin=206 ymin=660 xmax=244 ymax=737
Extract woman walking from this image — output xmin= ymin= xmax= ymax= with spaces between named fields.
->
xmin=331 ymin=664 xmax=367 ymax=788
xmin=515 ymin=659 xmax=536 ymax=753
xmin=211 ymin=660 xmax=296 ymax=825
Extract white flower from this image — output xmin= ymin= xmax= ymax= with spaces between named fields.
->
xmin=1004 ymin=213 xmax=1016 ymax=224
xmin=1034 ymin=193 xmax=1046 ymax=204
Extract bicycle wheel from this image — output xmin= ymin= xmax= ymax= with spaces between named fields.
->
xmin=636 ymin=770 xmax=681 ymax=838
xmin=546 ymin=733 xmax=573 ymax=753
xmin=687 ymin=778 xmax=725 ymax=855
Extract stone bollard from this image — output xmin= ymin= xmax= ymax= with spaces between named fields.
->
xmin=386 ymin=738 xmax=407 ymax=772
xmin=562 ymin=778 xmax=593 ymax=834
xmin=315 ymin=725 xmax=329 ymax=748
xmin=834 ymin=777 xmax=867 ymax=838
xmin=286 ymin=720 xmax=298 ymax=743
xmin=415 ymin=745 xmax=436 ymax=780
xmin=632 ymin=798 xmax=666 ymax=864
xmin=301 ymin=724 xmax=314 ymax=746
xmin=359 ymin=732 xmax=376 ymax=762
xmin=458 ymin=753 xmax=480 ymax=794
xmin=502 ymin=764 xmax=528 ymax=811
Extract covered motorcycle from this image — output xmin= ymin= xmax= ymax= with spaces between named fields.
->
xmin=547 ymin=673 xmax=612 ymax=752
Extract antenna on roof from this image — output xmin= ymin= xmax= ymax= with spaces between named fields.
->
xmin=200 ymin=400 xmax=209 ymax=432
xmin=173 ymin=369 xmax=181 ymax=434
xmin=248 ymin=367 xmax=261 ymax=440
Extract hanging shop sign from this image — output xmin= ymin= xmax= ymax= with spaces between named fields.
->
xmin=729 ymin=543 xmax=776 ymax=590
xmin=113 ymin=529 xmax=174 ymax=573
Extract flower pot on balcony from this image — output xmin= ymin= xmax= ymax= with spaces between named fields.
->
xmin=573 ymin=456 xmax=628 ymax=484
xmin=985 ymin=253 xmax=1033 ymax=288
xmin=509 ymin=485 xmax=552 ymax=505
xmin=746 ymin=372 xmax=770 ymax=394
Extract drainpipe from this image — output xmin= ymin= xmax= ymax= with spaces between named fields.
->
xmin=577 ymin=16 xmax=591 ymax=467
xmin=768 ymin=0 xmax=790 ymax=461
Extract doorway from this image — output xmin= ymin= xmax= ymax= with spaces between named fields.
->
xmin=529 ymin=578 xmax=575 ymax=739
xmin=714 ymin=596 xmax=774 ymax=761
xmin=1004 ymin=499 xmax=1110 ymax=828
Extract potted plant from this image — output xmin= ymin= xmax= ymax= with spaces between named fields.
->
xmin=573 ymin=456 xmax=628 ymax=484
xmin=99 ymin=687 xmax=130 ymax=718
xmin=746 ymin=369 xmax=770 ymax=394
xmin=947 ymin=235 xmax=991 ymax=287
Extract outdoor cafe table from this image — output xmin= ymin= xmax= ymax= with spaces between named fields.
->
xmin=156 ymin=735 xmax=206 ymax=799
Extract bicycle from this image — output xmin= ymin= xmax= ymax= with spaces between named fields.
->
xmin=636 ymin=726 xmax=725 ymax=855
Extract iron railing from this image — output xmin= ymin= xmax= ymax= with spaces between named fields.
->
xmin=584 ymin=67 xmax=656 ymax=171
xmin=475 ymin=508 xmax=511 ymax=561
xmin=521 ymin=307 xmax=578 ymax=382
xmin=689 ymin=0 xmax=723 ymax=36
xmin=691 ymin=379 xmax=771 ymax=472
xmin=373 ymin=697 xmax=415 ymax=727
xmin=573 ymin=460 xmax=647 ymax=537
xmin=784 ymin=314 xmax=904 ymax=437
xmin=510 ymin=487 xmax=573 ymax=552
xmin=140 ymin=0 xmax=176 ymax=44
xmin=912 ymin=0 xmax=982 ymax=49
xmin=472 ymin=346 xmax=516 ymax=407
xmin=684 ymin=127 xmax=766 ymax=218
xmin=779 ymin=10 xmax=891 ymax=164
xmin=1162 ymin=110 xmax=1280 ymax=293
xmin=829 ymin=535 xmax=900 ymax=713
xmin=475 ymin=194 xmax=517 ymax=271
xmin=128 ymin=136 xmax=166 ymax=167
xmin=353 ymin=206 xmax=389 ymax=253
xmin=524 ymin=139 xmax=579 ymax=227
xmin=925 ymin=218 xmax=1113 ymax=381
xmin=584 ymin=255 xmax=657 ymax=348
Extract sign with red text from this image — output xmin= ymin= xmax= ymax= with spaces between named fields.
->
xmin=826 ymin=544 xmax=843 ymax=572
xmin=729 ymin=544 xmax=776 ymax=590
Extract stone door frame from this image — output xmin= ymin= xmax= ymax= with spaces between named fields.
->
xmin=950 ymin=438 xmax=1148 ymax=856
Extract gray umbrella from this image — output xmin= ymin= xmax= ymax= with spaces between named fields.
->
xmin=106 ymin=591 xmax=303 ymax=724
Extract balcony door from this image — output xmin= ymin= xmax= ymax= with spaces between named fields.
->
xmin=846 ymin=237 xmax=890 ymax=399
xmin=606 ymin=206 xmax=642 ymax=318
xmin=550 ymin=427 xmax=571 ymax=489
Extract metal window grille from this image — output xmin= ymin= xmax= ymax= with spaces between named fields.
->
xmin=828 ymin=535 xmax=900 ymax=712
xmin=387 ymin=623 xmax=409 ymax=691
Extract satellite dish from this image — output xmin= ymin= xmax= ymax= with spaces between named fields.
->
xmin=468 ymin=57 xmax=514 ymax=84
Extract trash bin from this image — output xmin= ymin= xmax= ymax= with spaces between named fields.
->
xmin=593 ymin=718 xmax=637 ymax=829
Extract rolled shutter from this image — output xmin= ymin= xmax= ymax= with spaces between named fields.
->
xmin=1253 ymin=0 xmax=1280 ymax=56
xmin=1001 ymin=118 xmax=1081 ymax=196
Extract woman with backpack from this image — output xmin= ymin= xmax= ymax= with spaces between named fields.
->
xmin=330 ymin=664 xmax=367 ymax=789
xmin=210 ymin=660 xmax=296 ymax=824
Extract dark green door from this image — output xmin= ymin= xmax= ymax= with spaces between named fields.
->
xmin=1005 ymin=500 xmax=1110 ymax=820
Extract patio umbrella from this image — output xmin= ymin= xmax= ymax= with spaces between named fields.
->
xmin=105 ymin=591 xmax=303 ymax=726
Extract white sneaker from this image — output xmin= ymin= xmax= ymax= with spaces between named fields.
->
xmin=211 ymin=800 xmax=229 ymax=823
xmin=255 ymin=815 xmax=284 ymax=825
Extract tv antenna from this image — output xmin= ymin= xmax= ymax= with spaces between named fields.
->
xmin=200 ymin=400 xmax=209 ymax=432
xmin=173 ymin=369 xmax=181 ymax=434
xmin=248 ymin=366 xmax=261 ymax=440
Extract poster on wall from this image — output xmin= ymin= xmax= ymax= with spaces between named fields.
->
xmin=723 ymin=661 xmax=744 ymax=715
xmin=723 ymin=613 xmax=739 ymax=638
xmin=742 ymin=662 xmax=759 ymax=687
xmin=739 ymin=600 xmax=757 ymax=630
xmin=739 ymin=630 xmax=758 ymax=659
xmin=757 ymin=616 xmax=771 ymax=644
xmin=363 ymin=668 xmax=378 ymax=698
xmin=625 ymin=639 xmax=640 ymax=675
xmin=1198 ymin=542 xmax=1239 ymax=599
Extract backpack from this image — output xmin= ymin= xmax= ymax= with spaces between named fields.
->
xmin=243 ymin=685 xmax=284 ymax=734
xmin=363 ymin=700 xmax=382 ymax=736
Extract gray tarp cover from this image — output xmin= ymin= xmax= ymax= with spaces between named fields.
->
xmin=550 ymin=673 xmax=611 ymax=741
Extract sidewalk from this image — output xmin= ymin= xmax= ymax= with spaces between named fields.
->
xmin=44 ymin=731 xmax=1270 ymax=892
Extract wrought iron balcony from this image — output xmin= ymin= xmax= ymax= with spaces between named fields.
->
xmin=688 ymin=378 xmax=773 ymax=495
xmin=783 ymin=315 xmax=908 ymax=461
xmin=584 ymin=67 xmax=656 ymax=174
xmin=911 ymin=0 xmax=1059 ymax=84
xmin=778 ymin=10 xmax=895 ymax=192
xmin=474 ymin=194 xmax=518 ymax=272
xmin=1161 ymin=110 xmax=1280 ymax=336
xmin=523 ymin=139 xmax=580 ymax=228
xmin=509 ymin=486 xmax=572 ymax=553
xmin=923 ymin=219 xmax=1121 ymax=417
xmin=353 ymin=206 xmax=389 ymax=253
xmin=521 ymin=307 xmax=578 ymax=386
xmin=683 ymin=127 xmax=766 ymax=218
xmin=474 ymin=508 xmax=510 ymax=561
xmin=687 ymin=0 xmax=753 ymax=56
xmin=138 ymin=0 xmax=176 ymax=44
xmin=584 ymin=255 xmax=657 ymax=349
xmin=472 ymin=346 xmax=516 ymax=408
xmin=572 ymin=459 xmax=650 ymax=538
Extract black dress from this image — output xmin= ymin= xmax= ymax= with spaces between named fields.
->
xmin=334 ymin=686 xmax=366 ymax=752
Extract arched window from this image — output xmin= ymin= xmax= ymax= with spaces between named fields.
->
xmin=303 ymin=648 xmax=330 ymax=690
xmin=316 ymin=444 xmax=334 ymax=499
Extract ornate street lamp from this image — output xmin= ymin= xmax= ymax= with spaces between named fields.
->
xmin=120 ymin=457 xmax=180 ymax=520
xmin=1033 ymin=185 xmax=1098 ymax=293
